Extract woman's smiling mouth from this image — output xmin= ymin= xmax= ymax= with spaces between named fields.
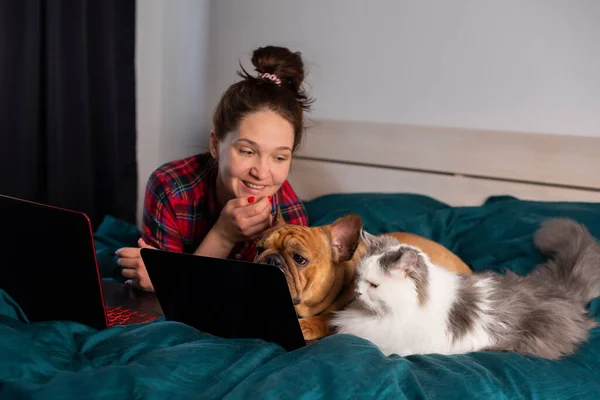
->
xmin=243 ymin=180 xmax=266 ymax=190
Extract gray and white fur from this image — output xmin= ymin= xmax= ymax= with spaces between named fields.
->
xmin=330 ymin=218 xmax=600 ymax=360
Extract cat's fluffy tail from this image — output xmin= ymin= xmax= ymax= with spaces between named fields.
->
xmin=534 ymin=218 xmax=600 ymax=304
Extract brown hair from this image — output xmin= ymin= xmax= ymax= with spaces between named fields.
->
xmin=212 ymin=45 xmax=314 ymax=152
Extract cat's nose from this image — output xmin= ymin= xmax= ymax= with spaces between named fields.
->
xmin=355 ymin=289 xmax=362 ymax=297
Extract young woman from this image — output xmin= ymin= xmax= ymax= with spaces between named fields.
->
xmin=116 ymin=45 xmax=313 ymax=291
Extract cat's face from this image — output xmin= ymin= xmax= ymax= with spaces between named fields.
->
xmin=354 ymin=232 xmax=430 ymax=314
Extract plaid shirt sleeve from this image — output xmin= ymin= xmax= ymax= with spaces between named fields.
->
xmin=141 ymin=170 xmax=184 ymax=253
xmin=275 ymin=180 xmax=309 ymax=226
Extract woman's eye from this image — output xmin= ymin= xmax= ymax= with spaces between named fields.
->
xmin=292 ymin=253 xmax=308 ymax=266
xmin=274 ymin=156 xmax=288 ymax=162
xmin=240 ymin=149 xmax=254 ymax=156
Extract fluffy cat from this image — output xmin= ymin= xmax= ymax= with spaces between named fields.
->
xmin=329 ymin=218 xmax=600 ymax=360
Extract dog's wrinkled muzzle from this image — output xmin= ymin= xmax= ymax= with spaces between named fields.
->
xmin=259 ymin=253 xmax=287 ymax=270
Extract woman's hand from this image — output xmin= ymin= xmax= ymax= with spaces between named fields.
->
xmin=213 ymin=196 xmax=273 ymax=247
xmin=115 ymin=238 xmax=157 ymax=292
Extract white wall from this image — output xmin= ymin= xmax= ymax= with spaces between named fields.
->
xmin=208 ymin=0 xmax=600 ymax=138
xmin=135 ymin=0 xmax=600 ymax=224
xmin=135 ymin=0 xmax=212 ymax=226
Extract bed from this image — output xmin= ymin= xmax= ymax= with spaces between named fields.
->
xmin=2 ymin=120 xmax=600 ymax=399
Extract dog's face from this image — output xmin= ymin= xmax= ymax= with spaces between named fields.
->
xmin=254 ymin=208 xmax=363 ymax=316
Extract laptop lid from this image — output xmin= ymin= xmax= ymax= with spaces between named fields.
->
xmin=141 ymin=248 xmax=306 ymax=352
xmin=0 ymin=194 xmax=108 ymax=329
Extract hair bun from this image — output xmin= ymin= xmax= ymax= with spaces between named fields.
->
xmin=240 ymin=45 xmax=313 ymax=111
xmin=252 ymin=46 xmax=304 ymax=89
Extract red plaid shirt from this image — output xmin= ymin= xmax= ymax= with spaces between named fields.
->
xmin=142 ymin=152 xmax=308 ymax=261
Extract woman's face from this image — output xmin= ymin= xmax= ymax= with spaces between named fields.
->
xmin=211 ymin=109 xmax=295 ymax=204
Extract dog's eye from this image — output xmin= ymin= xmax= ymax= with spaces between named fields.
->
xmin=292 ymin=253 xmax=308 ymax=266
xmin=255 ymin=246 xmax=265 ymax=255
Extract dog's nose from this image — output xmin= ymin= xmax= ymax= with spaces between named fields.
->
xmin=292 ymin=298 xmax=301 ymax=305
xmin=262 ymin=253 xmax=285 ymax=269
xmin=355 ymin=289 xmax=362 ymax=297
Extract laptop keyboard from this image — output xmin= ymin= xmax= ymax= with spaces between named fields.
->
xmin=105 ymin=305 xmax=159 ymax=326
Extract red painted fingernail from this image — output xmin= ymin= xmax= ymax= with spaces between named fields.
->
xmin=248 ymin=197 xmax=255 ymax=203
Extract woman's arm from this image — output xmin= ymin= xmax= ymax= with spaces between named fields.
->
xmin=192 ymin=227 xmax=235 ymax=258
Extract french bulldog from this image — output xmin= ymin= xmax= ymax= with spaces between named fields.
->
xmin=255 ymin=208 xmax=472 ymax=341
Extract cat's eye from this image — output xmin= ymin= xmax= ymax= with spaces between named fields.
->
xmin=368 ymin=281 xmax=379 ymax=289
xmin=292 ymin=253 xmax=308 ymax=266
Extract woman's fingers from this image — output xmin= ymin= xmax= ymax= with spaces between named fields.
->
xmin=242 ymin=203 xmax=272 ymax=229
xmin=121 ymin=267 xmax=138 ymax=279
xmin=126 ymin=275 xmax=154 ymax=292
xmin=116 ymin=257 xmax=139 ymax=269
xmin=114 ymin=239 xmax=156 ymax=292
xmin=246 ymin=215 xmax=273 ymax=239
xmin=138 ymin=238 xmax=157 ymax=249
xmin=115 ymin=247 xmax=141 ymax=258
xmin=115 ymin=239 xmax=156 ymax=259
xmin=233 ymin=196 xmax=271 ymax=219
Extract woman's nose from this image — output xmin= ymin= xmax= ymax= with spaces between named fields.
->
xmin=250 ymin=159 xmax=269 ymax=180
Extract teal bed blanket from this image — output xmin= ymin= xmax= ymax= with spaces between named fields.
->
xmin=1 ymin=194 xmax=600 ymax=399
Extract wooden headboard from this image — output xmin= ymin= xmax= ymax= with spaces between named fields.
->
xmin=288 ymin=119 xmax=600 ymax=206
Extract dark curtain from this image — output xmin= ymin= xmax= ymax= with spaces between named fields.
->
xmin=0 ymin=0 xmax=137 ymax=229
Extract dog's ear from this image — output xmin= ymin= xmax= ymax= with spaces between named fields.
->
xmin=329 ymin=214 xmax=363 ymax=263
xmin=273 ymin=205 xmax=286 ymax=227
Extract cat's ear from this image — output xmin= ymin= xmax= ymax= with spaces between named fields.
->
xmin=400 ymin=250 xmax=418 ymax=269
xmin=360 ymin=229 xmax=377 ymax=247
xmin=329 ymin=214 xmax=363 ymax=263
xmin=388 ymin=250 xmax=419 ymax=279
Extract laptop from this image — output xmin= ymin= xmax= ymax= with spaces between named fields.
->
xmin=141 ymin=248 xmax=307 ymax=352
xmin=0 ymin=194 xmax=163 ymax=330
